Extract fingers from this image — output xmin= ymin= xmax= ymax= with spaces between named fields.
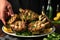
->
xmin=7 ymin=4 xmax=14 ymax=17
xmin=1 ymin=18 xmax=6 ymax=25
xmin=0 ymin=9 xmax=6 ymax=25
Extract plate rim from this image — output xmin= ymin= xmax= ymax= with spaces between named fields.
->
xmin=2 ymin=26 xmax=55 ymax=37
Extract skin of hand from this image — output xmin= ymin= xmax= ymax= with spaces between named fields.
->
xmin=0 ymin=0 xmax=14 ymax=25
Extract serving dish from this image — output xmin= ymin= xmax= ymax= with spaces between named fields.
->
xmin=2 ymin=26 xmax=55 ymax=37
xmin=2 ymin=8 xmax=55 ymax=37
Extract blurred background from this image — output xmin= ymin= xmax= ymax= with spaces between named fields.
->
xmin=8 ymin=0 xmax=60 ymax=18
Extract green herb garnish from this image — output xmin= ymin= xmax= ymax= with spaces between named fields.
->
xmin=16 ymin=31 xmax=32 ymax=36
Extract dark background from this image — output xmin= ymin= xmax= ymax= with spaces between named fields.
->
xmin=8 ymin=0 xmax=60 ymax=17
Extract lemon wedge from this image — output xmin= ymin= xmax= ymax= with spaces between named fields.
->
xmin=54 ymin=17 xmax=59 ymax=21
xmin=4 ymin=27 xmax=13 ymax=33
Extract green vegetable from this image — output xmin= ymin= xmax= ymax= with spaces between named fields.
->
xmin=43 ymin=32 xmax=60 ymax=40
xmin=52 ymin=21 xmax=60 ymax=24
xmin=24 ymin=15 xmax=26 ymax=19
xmin=32 ymin=26 xmax=36 ymax=28
xmin=16 ymin=31 xmax=32 ymax=36
xmin=21 ymin=32 xmax=31 ymax=36
xmin=31 ymin=21 xmax=36 ymax=23
xmin=16 ymin=32 xmax=21 ymax=35
xmin=52 ymin=38 xmax=59 ymax=40
xmin=28 ymin=16 xmax=31 ymax=19
xmin=43 ymin=38 xmax=48 ymax=40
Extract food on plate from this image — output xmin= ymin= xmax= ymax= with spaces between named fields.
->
xmin=19 ymin=8 xmax=39 ymax=21
xmin=43 ymin=28 xmax=53 ymax=33
xmin=19 ymin=8 xmax=25 ymax=13
xmin=4 ymin=8 xmax=53 ymax=36
xmin=7 ymin=14 xmax=18 ymax=24
xmin=10 ymin=21 xmax=26 ymax=31
xmin=4 ymin=26 xmax=13 ymax=33
xmin=28 ymin=20 xmax=49 ymax=32
xmin=28 ymin=14 xmax=50 ymax=34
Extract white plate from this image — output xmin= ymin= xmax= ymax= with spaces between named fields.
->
xmin=2 ymin=26 xmax=55 ymax=37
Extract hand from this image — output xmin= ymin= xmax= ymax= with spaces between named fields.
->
xmin=0 ymin=0 xmax=14 ymax=25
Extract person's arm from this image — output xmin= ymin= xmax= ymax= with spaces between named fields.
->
xmin=0 ymin=0 xmax=14 ymax=25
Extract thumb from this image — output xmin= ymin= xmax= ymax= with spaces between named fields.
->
xmin=1 ymin=18 xmax=6 ymax=25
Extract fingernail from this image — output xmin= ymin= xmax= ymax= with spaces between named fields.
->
xmin=11 ymin=14 xmax=14 ymax=16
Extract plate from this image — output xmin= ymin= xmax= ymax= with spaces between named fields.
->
xmin=2 ymin=26 xmax=55 ymax=37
